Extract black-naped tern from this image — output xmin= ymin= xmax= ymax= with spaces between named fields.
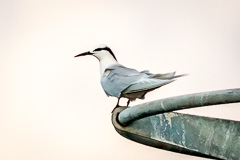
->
xmin=75 ymin=44 xmax=186 ymax=112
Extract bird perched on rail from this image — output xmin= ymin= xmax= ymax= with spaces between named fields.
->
xmin=75 ymin=44 xmax=186 ymax=113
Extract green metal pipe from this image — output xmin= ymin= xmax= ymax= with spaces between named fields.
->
xmin=118 ymin=88 xmax=240 ymax=126
xmin=112 ymin=107 xmax=240 ymax=159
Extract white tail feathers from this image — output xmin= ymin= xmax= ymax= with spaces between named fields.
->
xmin=152 ymin=72 xmax=188 ymax=80
xmin=172 ymin=73 xmax=188 ymax=79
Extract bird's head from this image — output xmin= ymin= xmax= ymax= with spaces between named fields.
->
xmin=74 ymin=44 xmax=117 ymax=61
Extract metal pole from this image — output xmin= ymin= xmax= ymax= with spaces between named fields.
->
xmin=118 ymin=88 xmax=240 ymax=126
xmin=112 ymin=107 xmax=240 ymax=159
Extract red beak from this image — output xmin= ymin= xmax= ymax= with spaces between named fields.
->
xmin=74 ymin=51 xmax=91 ymax=58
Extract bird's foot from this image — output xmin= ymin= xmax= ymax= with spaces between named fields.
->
xmin=111 ymin=105 xmax=130 ymax=113
xmin=111 ymin=105 xmax=120 ymax=113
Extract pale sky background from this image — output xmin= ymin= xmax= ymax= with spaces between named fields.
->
xmin=0 ymin=0 xmax=240 ymax=160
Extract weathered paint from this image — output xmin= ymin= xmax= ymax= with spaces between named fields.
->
xmin=112 ymin=107 xmax=240 ymax=159
xmin=118 ymin=88 xmax=240 ymax=126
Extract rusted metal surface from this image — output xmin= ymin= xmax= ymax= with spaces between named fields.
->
xmin=118 ymin=88 xmax=240 ymax=126
xmin=112 ymin=107 xmax=240 ymax=159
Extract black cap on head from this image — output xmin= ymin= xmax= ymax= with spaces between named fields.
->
xmin=92 ymin=45 xmax=117 ymax=61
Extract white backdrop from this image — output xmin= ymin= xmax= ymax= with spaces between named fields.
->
xmin=0 ymin=0 xmax=240 ymax=160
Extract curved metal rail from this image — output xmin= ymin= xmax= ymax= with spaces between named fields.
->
xmin=118 ymin=88 xmax=240 ymax=125
xmin=112 ymin=88 xmax=240 ymax=159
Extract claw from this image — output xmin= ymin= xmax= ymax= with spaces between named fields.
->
xmin=111 ymin=104 xmax=119 ymax=113
xmin=111 ymin=98 xmax=121 ymax=113
xmin=111 ymin=98 xmax=130 ymax=113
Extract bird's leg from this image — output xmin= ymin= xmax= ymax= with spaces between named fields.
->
xmin=126 ymin=99 xmax=130 ymax=107
xmin=111 ymin=98 xmax=121 ymax=113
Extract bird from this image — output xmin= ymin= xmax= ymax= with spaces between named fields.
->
xmin=75 ymin=44 xmax=186 ymax=113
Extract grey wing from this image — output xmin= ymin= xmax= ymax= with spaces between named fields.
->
xmin=100 ymin=64 xmax=145 ymax=98
xmin=122 ymin=78 xmax=175 ymax=94
xmin=147 ymin=71 xmax=187 ymax=79
xmin=100 ymin=64 xmax=186 ymax=98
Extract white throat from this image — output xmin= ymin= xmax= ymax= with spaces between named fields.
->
xmin=93 ymin=51 xmax=118 ymax=76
